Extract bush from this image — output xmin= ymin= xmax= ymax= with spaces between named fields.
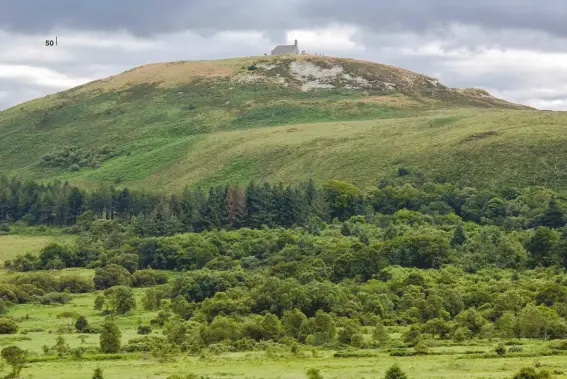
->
xmin=0 ymin=318 xmax=18 ymax=334
xmin=10 ymin=272 xmax=59 ymax=292
xmin=350 ymin=334 xmax=364 ymax=348
xmin=494 ymin=343 xmax=506 ymax=356
xmin=75 ymin=316 xmax=89 ymax=333
xmin=38 ymin=292 xmax=72 ymax=305
xmin=132 ymin=269 xmax=168 ymax=287
xmin=384 ymin=364 xmax=408 ymax=379
xmin=512 ymin=367 xmax=552 ymax=379
xmin=414 ymin=341 xmax=429 ymax=355
xmin=235 ymin=337 xmax=257 ymax=352
xmin=548 ymin=340 xmax=567 ymax=350
xmin=123 ymin=342 xmax=152 ymax=352
xmin=59 ymin=275 xmax=94 ymax=293
xmin=1 ymin=345 xmax=27 ymax=377
xmin=100 ymin=322 xmax=121 ymax=353
xmin=93 ymin=367 xmax=104 ymax=379
xmin=137 ymin=325 xmax=152 ymax=335
xmin=93 ymin=264 xmax=132 ymax=290
xmin=306 ymin=368 xmax=324 ymax=379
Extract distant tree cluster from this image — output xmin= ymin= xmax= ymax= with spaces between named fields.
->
xmin=41 ymin=145 xmax=119 ymax=171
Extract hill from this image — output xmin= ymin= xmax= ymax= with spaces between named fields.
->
xmin=2 ymin=54 xmax=566 ymax=192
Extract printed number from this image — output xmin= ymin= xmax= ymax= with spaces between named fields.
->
xmin=45 ymin=40 xmax=55 ymax=46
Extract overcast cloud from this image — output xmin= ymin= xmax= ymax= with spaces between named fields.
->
xmin=1 ymin=0 xmax=566 ymax=111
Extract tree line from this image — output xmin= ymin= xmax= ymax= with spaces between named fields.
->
xmin=1 ymin=172 xmax=565 ymax=235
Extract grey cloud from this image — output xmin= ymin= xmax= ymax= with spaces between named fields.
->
xmin=300 ymin=0 xmax=567 ymax=38
xmin=2 ymin=0 xmax=566 ymax=39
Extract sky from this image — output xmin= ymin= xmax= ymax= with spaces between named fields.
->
xmin=1 ymin=0 xmax=567 ymax=111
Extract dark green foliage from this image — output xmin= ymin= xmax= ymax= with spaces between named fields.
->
xmin=75 ymin=316 xmax=89 ymax=333
xmin=93 ymin=264 xmax=132 ymax=290
xmin=526 ymin=227 xmax=559 ymax=268
xmin=384 ymin=364 xmax=408 ymax=379
xmin=92 ymin=368 xmax=104 ymax=379
xmin=41 ymin=145 xmax=118 ymax=170
xmin=137 ymin=325 xmax=152 ymax=335
xmin=104 ymin=286 xmax=136 ymax=314
xmin=59 ymin=275 xmax=94 ymax=293
xmin=132 ymin=269 xmax=168 ymax=287
xmin=39 ymin=292 xmax=72 ymax=305
xmin=1 ymin=345 xmax=27 ymax=378
xmin=0 ymin=318 xmax=18 ymax=334
xmin=306 ymin=368 xmax=324 ymax=379
xmin=100 ymin=322 xmax=121 ymax=353
xmin=536 ymin=198 xmax=565 ymax=229
xmin=512 ymin=367 xmax=552 ymax=379
xmin=451 ymin=223 xmax=467 ymax=247
xmin=94 ymin=295 xmax=105 ymax=311
xmin=54 ymin=335 xmax=70 ymax=357
xmin=494 ymin=343 xmax=506 ymax=356
xmin=142 ymin=288 xmax=166 ymax=311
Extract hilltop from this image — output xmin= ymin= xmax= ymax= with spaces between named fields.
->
xmin=2 ymin=54 xmax=566 ymax=192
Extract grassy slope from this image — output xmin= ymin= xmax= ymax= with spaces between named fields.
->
xmin=2 ymin=55 xmax=563 ymax=192
xmin=50 ymin=108 xmax=567 ymax=192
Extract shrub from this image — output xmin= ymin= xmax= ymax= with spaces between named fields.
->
xmin=0 ymin=318 xmax=18 ymax=334
xmin=512 ymin=367 xmax=552 ymax=379
xmin=1 ymin=345 xmax=27 ymax=378
xmin=93 ymin=367 xmax=104 ymax=379
xmin=94 ymin=295 xmax=105 ymax=311
xmin=509 ymin=346 xmax=524 ymax=353
xmin=306 ymin=368 xmax=324 ymax=379
xmin=384 ymin=364 xmax=408 ymax=379
xmin=59 ymin=275 xmax=94 ymax=293
xmin=39 ymin=292 xmax=72 ymax=305
xmin=548 ymin=340 xmax=567 ymax=350
xmin=104 ymin=286 xmax=136 ymax=314
xmin=10 ymin=272 xmax=59 ymax=292
xmin=93 ymin=264 xmax=132 ymax=290
xmin=235 ymin=337 xmax=257 ymax=352
xmin=100 ymin=322 xmax=121 ymax=353
xmin=75 ymin=316 xmax=89 ymax=333
xmin=494 ymin=343 xmax=506 ymax=356
xmin=373 ymin=324 xmax=390 ymax=345
xmin=414 ymin=341 xmax=429 ymax=355
xmin=350 ymin=334 xmax=364 ymax=348
xmin=137 ymin=325 xmax=152 ymax=335
xmin=132 ymin=269 xmax=168 ymax=287
xmin=123 ymin=342 xmax=152 ymax=352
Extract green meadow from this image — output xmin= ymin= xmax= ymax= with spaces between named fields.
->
xmin=0 ymin=268 xmax=566 ymax=379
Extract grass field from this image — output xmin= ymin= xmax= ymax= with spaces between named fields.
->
xmin=1 ymin=55 xmax=556 ymax=193
xmin=4 ymin=351 xmax=567 ymax=379
xmin=0 ymin=241 xmax=566 ymax=379
xmin=0 ymin=234 xmax=76 ymax=263
xmin=0 ymin=274 xmax=565 ymax=379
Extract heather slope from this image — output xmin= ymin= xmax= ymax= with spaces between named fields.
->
xmin=2 ymin=54 xmax=561 ymax=192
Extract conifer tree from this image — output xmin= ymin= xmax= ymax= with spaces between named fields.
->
xmin=450 ymin=223 xmax=467 ymax=247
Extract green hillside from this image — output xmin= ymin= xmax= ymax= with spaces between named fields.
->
xmin=2 ymin=54 xmax=565 ymax=192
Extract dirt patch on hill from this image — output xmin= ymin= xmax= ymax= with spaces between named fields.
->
xmin=83 ymin=61 xmax=236 ymax=92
